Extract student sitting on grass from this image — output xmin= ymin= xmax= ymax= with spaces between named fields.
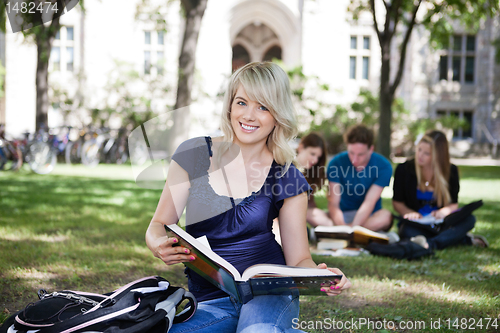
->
xmin=392 ymin=130 xmax=488 ymax=249
xmin=296 ymin=132 xmax=334 ymax=227
xmin=146 ymin=62 xmax=351 ymax=333
xmin=327 ymin=124 xmax=393 ymax=232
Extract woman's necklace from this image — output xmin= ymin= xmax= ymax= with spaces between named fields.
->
xmin=423 ymin=169 xmax=433 ymax=187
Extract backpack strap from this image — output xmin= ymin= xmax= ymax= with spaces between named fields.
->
xmin=173 ymin=291 xmax=197 ymax=323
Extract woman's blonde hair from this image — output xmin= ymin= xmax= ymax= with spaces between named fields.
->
xmin=415 ymin=130 xmax=451 ymax=207
xmin=218 ymin=62 xmax=298 ymax=173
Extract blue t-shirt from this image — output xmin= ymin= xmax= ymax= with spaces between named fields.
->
xmin=327 ymin=151 xmax=392 ymax=213
xmin=171 ymin=137 xmax=311 ymax=302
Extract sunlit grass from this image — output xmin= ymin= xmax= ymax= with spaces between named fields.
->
xmin=1 ymin=164 xmax=499 ymax=332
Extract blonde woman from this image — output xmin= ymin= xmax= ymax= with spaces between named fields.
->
xmin=392 ymin=130 xmax=487 ymax=249
xmin=146 ymin=62 xmax=351 ymax=332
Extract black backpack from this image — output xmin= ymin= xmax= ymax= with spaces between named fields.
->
xmin=0 ymin=276 xmax=196 ymax=333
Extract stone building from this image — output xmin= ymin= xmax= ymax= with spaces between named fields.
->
xmin=0 ymin=0 xmax=499 ymax=154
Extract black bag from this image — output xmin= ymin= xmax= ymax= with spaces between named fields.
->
xmin=396 ymin=200 xmax=483 ymax=236
xmin=0 ymin=276 xmax=197 ymax=333
xmin=366 ymin=240 xmax=434 ymax=260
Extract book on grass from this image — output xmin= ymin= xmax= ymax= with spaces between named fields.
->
xmin=165 ymin=224 xmax=342 ymax=304
xmin=314 ymin=225 xmax=389 ymax=245
xmin=316 ymin=239 xmax=349 ymax=250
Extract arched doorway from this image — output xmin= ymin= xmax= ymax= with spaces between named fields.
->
xmin=232 ymin=44 xmax=250 ymax=71
xmin=231 ymin=22 xmax=282 ymax=70
xmin=263 ymin=45 xmax=282 ymax=62
xmin=229 ymin=0 xmax=301 ymax=67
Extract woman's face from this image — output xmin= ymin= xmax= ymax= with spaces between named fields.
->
xmin=416 ymin=141 xmax=432 ymax=168
xmin=230 ymin=85 xmax=276 ymax=146
xmin=297 ymin=145 xmax=323 ymax=169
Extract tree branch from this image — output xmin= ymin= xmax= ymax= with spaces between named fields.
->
xmin=390 ymin=0 xmax=422 ymax=95
xmin=370 ymin=0 xmax=382 ymax=43
xmin=389 ymin=0 xmax=403 ymax=40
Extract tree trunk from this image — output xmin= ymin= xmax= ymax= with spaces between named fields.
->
xmin=378 ymin=84 xmax=394 ymax=158
xmin=170 ymin=0 xmax=208 ymax=153
xmin=377 ymin=39 xmax=393 ymax=158
xmin=34 ymin=2 xmax=62 ymax=132
xmin=35 ymin=37 xmax=51 ymax=131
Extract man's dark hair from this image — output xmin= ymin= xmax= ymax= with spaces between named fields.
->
xmin=344 ymin=124 xmax=374 ymax=147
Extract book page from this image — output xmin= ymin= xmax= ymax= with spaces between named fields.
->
xmin=314 ymin=225 xmax=354 ymax=234
xmin=352 ymin=226 xmax=389 ymax=239
xmin=195 ymin=235 xmax=212 ymax=250
xmin=165 ymin=224 xmax=243 ymax=281
xmin=411 ymin=215 xmax=444 ymax=225
xmin=241 ymin=264 xmax=338 ymax=281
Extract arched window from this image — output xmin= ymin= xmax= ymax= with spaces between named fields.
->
xmin=263 ymin=45 xmax=282 ymax=62
xmin=232 ymin=44 xmax=250 ymax=71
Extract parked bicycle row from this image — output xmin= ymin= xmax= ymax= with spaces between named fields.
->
xmin=0 ymin=125 xmax=130 ymax=174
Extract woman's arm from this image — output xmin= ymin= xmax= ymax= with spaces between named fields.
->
xmin=145 ymin=161 xmax=193 ymax=265
xmin=431 ymin=203 xmax=459 ymax=219
xmin=327 ymin=182 xmax=346 ymax=225
xmin=279 ymin=193 xmax=351 ymax=295
xmin=393 ymin=200 xmax=422 ymax=219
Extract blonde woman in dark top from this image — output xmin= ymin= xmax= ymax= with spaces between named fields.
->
xmin=392 ymin=130 xmax=487 ymax=249
xmin=146 ymin=62 xmax=351 ymax=333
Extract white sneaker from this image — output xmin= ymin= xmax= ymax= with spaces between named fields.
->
xmin=379 ymin=231 xmax=400 ymax=244
xmin=410 ymin=235 xmax=429 ymax=249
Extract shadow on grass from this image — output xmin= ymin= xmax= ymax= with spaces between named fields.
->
xmin=0 ymin=174 xmax=187 ymax=318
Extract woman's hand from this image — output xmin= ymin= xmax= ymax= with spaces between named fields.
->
xmin=430 ymin=209 xmax=446 ymax=219
xmin=317 ymin=263 xmax=352 ymax=296
xmin=403 ymin=212 xmax=423 ymax=220
xmin=151 ymin=235 xmax=194 ymax=265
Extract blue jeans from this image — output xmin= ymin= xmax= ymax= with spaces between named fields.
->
xmin=399 ymin=215 xmax=475 ymax=250
xmin=170 ymin=292 xmax=304 ymax=333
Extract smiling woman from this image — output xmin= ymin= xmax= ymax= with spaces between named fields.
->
xmin=230 ymin=85 xmax=277 ymax=146
xmin=145 ymin=62 xmax=351 ymax=333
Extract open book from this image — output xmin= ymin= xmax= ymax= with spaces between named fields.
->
xmin=314 ymin=225 xmax=389 ymax=245
xmin=408 ymin=215 xmax=443 ymax=225
xmin=165 ymin=224 xmax=342 ymax=304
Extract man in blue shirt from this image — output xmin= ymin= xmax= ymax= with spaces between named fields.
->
xmin=327 ymin=124 xmax=393 ymax=232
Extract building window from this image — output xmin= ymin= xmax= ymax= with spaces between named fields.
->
xmin=158 ymin=31 xmax=164 ymax=45
xmin=349 ymin=35 xmax=370 ymax=80
xmin=362 ymin=56 xmax=369 ymax=80
xmin=144 ymin=31 xmax=165 ymax=75
xmin=66 ymin=47 xmax=74 ymax=72
xmin=52 ymin=26 xmax=75 ymax=72
xmin=437 ymin=109 xmax=474 ymax=139
xmin=144 ymin=51 xmax=151 ymax=74
xmin=51 ymin=47 xmax=60 ymax=71
xmin=349 ymin=56 xmax=356 ymax=79
xmin=66 ymin=27 xmax=74 ymax=40
xmin=363 ymin=36 xmax=370 ymax=50
xmin=438 ymin=34 xmax=475 ymax=84
xmin=350 ymin=36 xmax=357 ymax=49
xmin=157 ymin=51 xmax=164 ymax=75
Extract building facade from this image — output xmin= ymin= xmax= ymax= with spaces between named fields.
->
xmin=1 ymin=0 xmax=499 ymax=153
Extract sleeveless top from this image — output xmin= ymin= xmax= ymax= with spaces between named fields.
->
xmin=170 ymin=137 xmax=311 ymax=301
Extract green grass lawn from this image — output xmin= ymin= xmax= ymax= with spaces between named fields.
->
xmin=1 ymin=164 xmax=499 ymax=332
